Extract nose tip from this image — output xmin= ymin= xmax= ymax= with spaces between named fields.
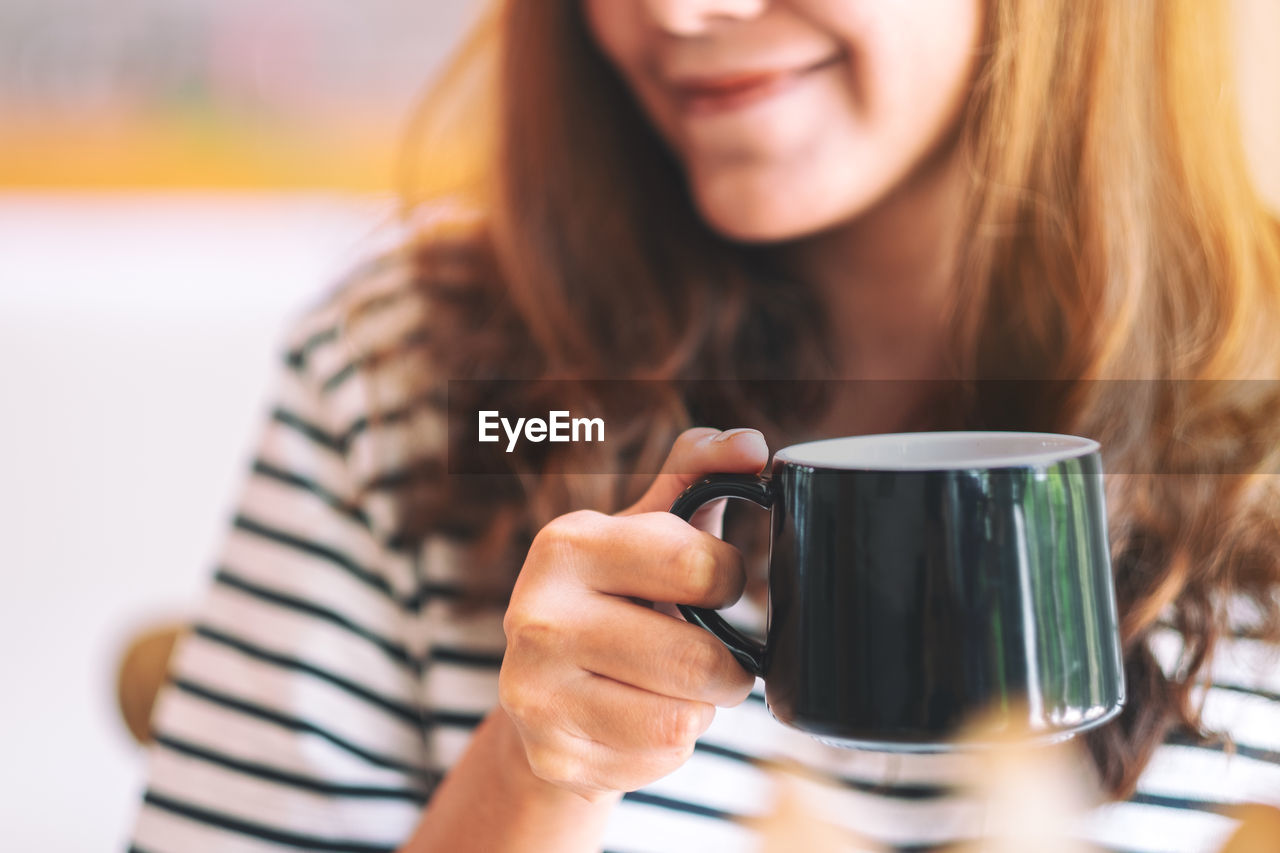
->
xmin=645 ymin=0 xmax=768 ymax=37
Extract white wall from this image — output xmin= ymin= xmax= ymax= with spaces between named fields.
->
xmin=0 ymin=192 xmax=398 ymax=849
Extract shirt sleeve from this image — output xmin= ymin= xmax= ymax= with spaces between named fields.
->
xmin=129 ymin=305 xmax=435 ymax=853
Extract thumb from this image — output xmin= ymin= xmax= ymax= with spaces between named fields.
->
xmin=623 ymin=427 xmax=770 ymax=517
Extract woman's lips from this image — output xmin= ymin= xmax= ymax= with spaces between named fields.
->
xmin=671 ymin=55 xmax=841 ymax=117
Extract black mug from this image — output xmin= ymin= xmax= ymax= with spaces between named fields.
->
xmin=670 ymin=431 xmax=1125 ymax=750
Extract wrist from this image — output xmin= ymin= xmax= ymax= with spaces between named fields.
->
xmin=491 ymin=707 xmax=624 ymax=812
xmin=400 ymin=706 xmax=619 ymax=852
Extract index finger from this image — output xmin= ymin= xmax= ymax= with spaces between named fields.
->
xmin=623 ymin=428 xmax=769 ymax=517
xmin=566 ymin=511 xmax=748 ymax=608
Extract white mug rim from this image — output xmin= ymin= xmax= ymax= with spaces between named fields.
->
xmin=773 ymin=430 xmax=1100 ymax=472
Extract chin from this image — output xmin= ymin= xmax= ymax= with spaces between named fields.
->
xmin=690 ymin=172 xmax=865 ymax=245
xmin=694 ymin=195 xmax=849 ymax=245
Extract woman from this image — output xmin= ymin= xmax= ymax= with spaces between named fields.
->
xmin=130 ymin=1 xmax=1280 ymax=851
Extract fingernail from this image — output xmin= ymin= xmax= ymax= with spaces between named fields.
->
xmin=711 ymin=427 xmax=762 ymax=443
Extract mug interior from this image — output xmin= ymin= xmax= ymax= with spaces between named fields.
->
xmin=774 ymin=431 xmax=1098 ymax=471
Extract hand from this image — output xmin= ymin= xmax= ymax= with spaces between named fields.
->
xmin=498 ymin=428 xmax=767 ymax=801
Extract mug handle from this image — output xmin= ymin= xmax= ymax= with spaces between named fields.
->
xmin=669 ymin=473 xmax=775 ymax=678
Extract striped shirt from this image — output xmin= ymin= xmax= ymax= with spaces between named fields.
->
xmin=130 ymin=263 xmax=1280 ymax=853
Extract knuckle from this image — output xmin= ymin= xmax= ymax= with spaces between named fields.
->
xmin=676 ymin=541 xmax=721 ymax=603
xmin=564 ymin=508 xmax=609 ymax=532
xmin=669 ymin=737 xmax=699 ymax=769
xmin=673 ymin=637 xmax=722 ymax=693
xmin=533 ymin=510 xmax=594 ymax=555
xmin=497 ymin=666 xmax=538 ymax=724
xmin=503 ymin=613 xmax=562 ymax=657
xmin=501 ymin=606 xmax=518 ymax=641
xmin=654 ymin=701 xmax=710 ymax=750
xmin=526 ymin=745 xmax=584 ymax=788
xmin=498 ymin=682 xmax=527 ymax=725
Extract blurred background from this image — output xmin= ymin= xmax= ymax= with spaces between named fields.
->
xmin=0 ymin=1 xmax=481 ymax=848
xmin=0 ymin=0 xmax=1276 ymax=849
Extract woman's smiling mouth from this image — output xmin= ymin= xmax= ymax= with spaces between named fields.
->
xmin=670 ymin=55 xmax=843 ymax=116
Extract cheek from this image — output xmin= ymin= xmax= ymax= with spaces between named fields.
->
xmin=822 ymin=0 xmax=980 ymax=126
xmin=581 ymin=0 xmax=642 ymax=74
xmin=807 ymin=0 xmax=981 ymax=189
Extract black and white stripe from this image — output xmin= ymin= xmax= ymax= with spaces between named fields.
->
xmin=130 ymin=276 xmax=1280 ymax=853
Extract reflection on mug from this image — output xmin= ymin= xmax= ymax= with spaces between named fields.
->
xmin=671 ymin=431 xmax=1125 ymax=750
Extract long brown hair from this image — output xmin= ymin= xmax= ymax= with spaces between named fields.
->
xmin=356 ymin=0 xmax=1280 ymax=798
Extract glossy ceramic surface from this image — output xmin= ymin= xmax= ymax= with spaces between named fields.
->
xmin=672 ymin=432 xmax=1125 ymax=749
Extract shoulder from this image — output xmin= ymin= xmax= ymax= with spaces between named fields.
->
xmin=272 ymin=202 xmax=501 ymax=544
xmin=281 ymin=200 xmax=493 ymax=421
xmin=282 ymin=251 xmax=421 ymax=388
xmin=283 ymin=197 xmax=490 ymax=379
